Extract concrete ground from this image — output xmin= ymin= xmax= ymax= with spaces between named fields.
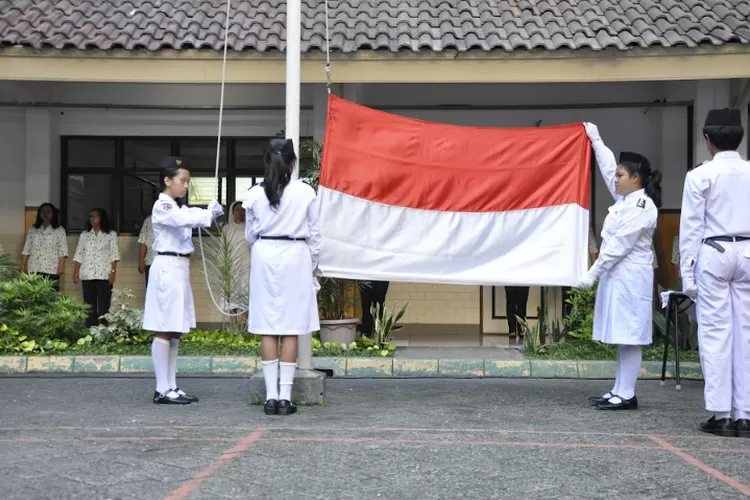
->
xmin=1 ymin=377 xmax=749 ymax=500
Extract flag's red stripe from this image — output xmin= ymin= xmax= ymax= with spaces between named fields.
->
xmin=320 ymin=94 xmax=591 ymax=213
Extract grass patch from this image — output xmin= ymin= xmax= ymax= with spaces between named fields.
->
xmin=528 ymin=340 xmax=699 ymax=363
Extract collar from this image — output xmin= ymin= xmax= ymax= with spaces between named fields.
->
xmin=624 ymin=188 xmax=645 ymax=201
xmin=713 ymin=151 xmax=741 ymax=160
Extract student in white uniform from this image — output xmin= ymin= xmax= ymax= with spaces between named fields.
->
xmin=680 ymin=108 xmax=750 ymax=438
xmin=21 ymin=203 xmax=69 ymax=292
xmin=220 ymin=200 xmax=251 ymax=327
xmin=72 ymin=208 xmax=120 ymax=327
xmin=143 ymin=157 xmax=224 ymax=405
xmin=576 ymin=123 xmax=661 ymax=411
xmin=138 ymin=215 xmax=155 ymax=288
xmin=243 ymin=138 xmax=321 ymax=416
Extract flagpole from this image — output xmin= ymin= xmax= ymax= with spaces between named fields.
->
xmin=286 ymin=0 xmax=313 ymax=371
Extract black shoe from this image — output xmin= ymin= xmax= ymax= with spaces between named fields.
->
xmin=699 ymin=416 xmax=736 ymax=437
xmin=277 ymin=399 xmax=297 ymax=416
xmin=173 ymin=388 xmax=199 ymax=402
xmin=264 ymin=399 xmax=278 ymax=416
xmin=596 ymin=395 xmax=638 ymax=411
xmin=153 ymin=390 xmax=191 ymax=405
xmin=734 ymin=419 xmax=750 ymax=438
xmin=589 ymin=394 xmax=612 ymax=406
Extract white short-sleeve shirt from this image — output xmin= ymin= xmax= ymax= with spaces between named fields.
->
xmin=73 ymin=230 xmax=121 ymax=281
xmin=137 ymin=215 xmax=155 ymax=266
xmin=22 ymin=225 xmax=69 ymax=275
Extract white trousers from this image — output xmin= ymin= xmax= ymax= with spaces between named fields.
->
xmin=695 ymin=239 xmax=750 ymax=413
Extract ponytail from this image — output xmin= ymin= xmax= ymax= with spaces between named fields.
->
xmin=645 ymin=170 xmax=663 ymax=209
xmin=263 ymin=138 xmax=296 ymax=210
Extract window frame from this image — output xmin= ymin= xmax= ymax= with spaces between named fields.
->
xmin=60 ymin=136 xmax=282 ymax=235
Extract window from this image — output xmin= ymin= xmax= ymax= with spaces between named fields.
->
xmin=61 ymin=136 xmax=312 ymax=233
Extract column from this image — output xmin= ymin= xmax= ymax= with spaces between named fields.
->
xmin=25 ymin=108 xmax=58 ymax=207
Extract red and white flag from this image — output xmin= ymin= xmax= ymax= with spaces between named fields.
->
xmin=317 ymin=95 xmax=592 ymax=286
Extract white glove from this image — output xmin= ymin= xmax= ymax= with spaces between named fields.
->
xmin=682 ymin=276 xmax=698 ymax=300
xmin=583 ymin=122 xmax=601 ymax=142
xmin=208 ymin=200 xmax=224 ymax=219
xmin=574 ymin=272 xmax=596 ymax=290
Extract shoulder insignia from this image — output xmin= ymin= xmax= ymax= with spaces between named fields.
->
xmin=636 ymin=198 xmax=646 ymax=209
xmin=688 ymin=160 xmax=708 ymax=172
xmin=160 ymin=202 xmax=173 ymax=211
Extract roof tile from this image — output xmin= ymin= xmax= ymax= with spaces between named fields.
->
xmin=0 ymin=0 xmax=748 ymax=53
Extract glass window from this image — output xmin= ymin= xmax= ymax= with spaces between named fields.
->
xmin=235 ymin=176 xmax=265 ymax=201
xmin=124 ymin=139 xmax=171 ymax=170
xmin=121 ymin=173 xmax=160 ymax=234
xmin=236 ymin=139 xmax=267 ymax=172
xmin=178 ymin=139 xmax=227 ymax=172
xmin=66 ymin=174 xmax=115 ymax=231
xmin=188 ymin=175 xmax=227 ymax=206
xmin=67 ymin=139 xmax=116 ymax=169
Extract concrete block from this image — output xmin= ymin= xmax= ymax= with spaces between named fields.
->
xmin=576 ymin=361 xmax=616 ymax=379
xmin=312 ymin=357 xmax=347 ymax=377
xmin=393 ymin=359 xmax=438 ymax=377
xmin=439 ymin=359 xmax=484 ymax=376
xmin=26 ymin=356 xmax=74 ymax=373
xmin=640 ymin=361 xmax=673 ymax=379
xmin=74 ymin=356 xmax=120 ymax=373
xmin=176 ymin=357 xmax=212 ymax=374
xmin=678 ymin=362 xmax=703 ymax=380
xmin=484 ymin=360 xmax=531 ymax=378
xmin=249 ymin=368 xmax=327 ymax=406
xmin=529 ymin=360 xmax=578 ymax=378
xmin=120 ymin=356 xmax=153 ymax=373
xmin=346 ymin=358 xmax=393 ymax=377
xmin=212 ymin=356 xmax=257 ymax=375
xmin=0 ymin=356 xmax=27 ymax=373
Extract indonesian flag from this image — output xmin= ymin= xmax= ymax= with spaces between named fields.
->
xmin=317 ymin=95 xmax=592 ymax=286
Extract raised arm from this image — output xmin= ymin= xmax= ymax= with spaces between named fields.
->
xmin=151 ymin=200 xmax=214 ymax=229
xmin=306 ymin=191 xmax=322 ymax=271
xmin=583 ymin=122 xmax=619 ymax=200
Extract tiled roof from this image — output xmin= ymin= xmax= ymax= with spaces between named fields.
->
xmin=0 ymin=0 xmax=749 ymax=54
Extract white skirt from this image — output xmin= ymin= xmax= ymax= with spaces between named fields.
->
xmin=248 ymin=240 xmax=320 ymax=336
xmin=593 ymin=261 xmax=653 ymax=346
xmin=143 ymin=255 xmax=196 ymax=334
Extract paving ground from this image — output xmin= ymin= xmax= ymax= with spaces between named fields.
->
xmin=1 ymin=377 xmax=749 ymax=500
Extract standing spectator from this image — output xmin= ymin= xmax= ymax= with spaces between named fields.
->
xmin=21 ymin=203 xmax=68 ymax=291
xmin=138 ymin=215 xmax=155 ymax=288
xmin=73 ymin=208 xmax=120 ymax=327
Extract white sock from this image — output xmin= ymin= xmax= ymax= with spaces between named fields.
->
xmin=715 ymin=411 xmax=732 ymax=420
xmin=262 ymin=359 xmax=279 ymax=401
xmin=151 ymin=337 xmax=171 ymax=394
xmin=734 ymin=410 xmax=749 ymax=420
xmin=617 ymin=345 xmax=642 ymax=400
xmin=608 ymin=350 xmax=623 ymax=398
xmin=279 ymin=362 xmax=297 ymax=401
xmin=168 ymin=338 xmax=180 ymax=390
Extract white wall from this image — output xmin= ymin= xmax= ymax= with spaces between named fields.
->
xmin=0 ymin=109 xmax=27 ymax=257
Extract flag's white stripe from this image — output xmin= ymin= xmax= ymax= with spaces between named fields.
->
xmin=317 ymin=187 xmax=589 ymax=286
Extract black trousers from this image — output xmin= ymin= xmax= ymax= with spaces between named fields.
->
xmin=359 ymin=280 xmax=390 ymax=336
xmin=561 ymin=286 xmax=573 ymax=318
xmin=82 ymin=280 xmax=112 ymax=327
xmin=36 ymin=273 xmax=60 ymax=292
xmin=505 ymin=286 xmax=530 ymax=335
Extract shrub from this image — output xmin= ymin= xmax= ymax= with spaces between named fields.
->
xmin=0 ymin=274 xmax=88 ymax=344
xmin=90 ymin=288 xmax=149 ymax=344
xmin=562 ymin=284 xmax=597 ymax=340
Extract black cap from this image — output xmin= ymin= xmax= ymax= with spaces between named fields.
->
xmin=618 ymin=151 xmax=650 ymax=170
xmin=704 ymin=108 xmax=742 ymax=128
xmin=161 ymin=156 xmax=187 ymax=169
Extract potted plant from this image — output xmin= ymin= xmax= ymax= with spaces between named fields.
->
xmin=300 ymin=139 xmax=371 ymax=344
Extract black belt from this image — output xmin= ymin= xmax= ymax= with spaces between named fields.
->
xmin=157 ymin=252 xmax=192 ymax=258
xmin=258 ymin=235 xmax=306 ymax=242
xmin=702 ymin=236 xmax=750 ymax=253
xmin=704 ymin=236 xmax=750 ymax=243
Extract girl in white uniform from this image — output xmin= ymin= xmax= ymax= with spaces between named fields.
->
xmin=21 ymin=203 xmax=68 ymax=291
xmin=143 ymin=157 xmax=224 ymax=405
xmin=72 ymin=208 xmax=120 ymax=327
xmin=576 ymin=123 xmax=662 ymax=411
xmin=243 ymin=138 xmax=321 ymax=416
xmin=220 ymin=200 xmax=251 ymax=327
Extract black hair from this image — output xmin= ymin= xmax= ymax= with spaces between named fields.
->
xmin=703 ymin=126 xmax=744 ymax=152
xmin=263 ymin=138 xmax=296 ymax=210
xmin=619 ymin=160 xmax=663 ymax=209
xmin=86 ymin=208 xmax=113 ymax=233
xmin=159 ymin=165 xmax=184 ymax=191
xmin=33 ymin=203 xmax=60 ymax=229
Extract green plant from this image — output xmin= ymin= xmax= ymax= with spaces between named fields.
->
xmin=89 ymin=288 xmax=149 ymax=344
xmin=370 ymin=301 xmax=407 ymax=354
xmin=562 ymin=283 xmax=598 ymax=340
xmin=0 ymin=274 xmax=88 ymax=344
xmin=0 ymin=252 xmax=17 ymax=283
xmin=517 ymin=287 xmax=563 ymax=354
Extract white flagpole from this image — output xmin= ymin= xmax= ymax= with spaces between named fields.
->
xmin=286 ymin=0 xmax=313 ymax=370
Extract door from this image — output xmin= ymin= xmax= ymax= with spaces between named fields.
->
xmin=481 ymin=286 xmax=543 ymax=335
